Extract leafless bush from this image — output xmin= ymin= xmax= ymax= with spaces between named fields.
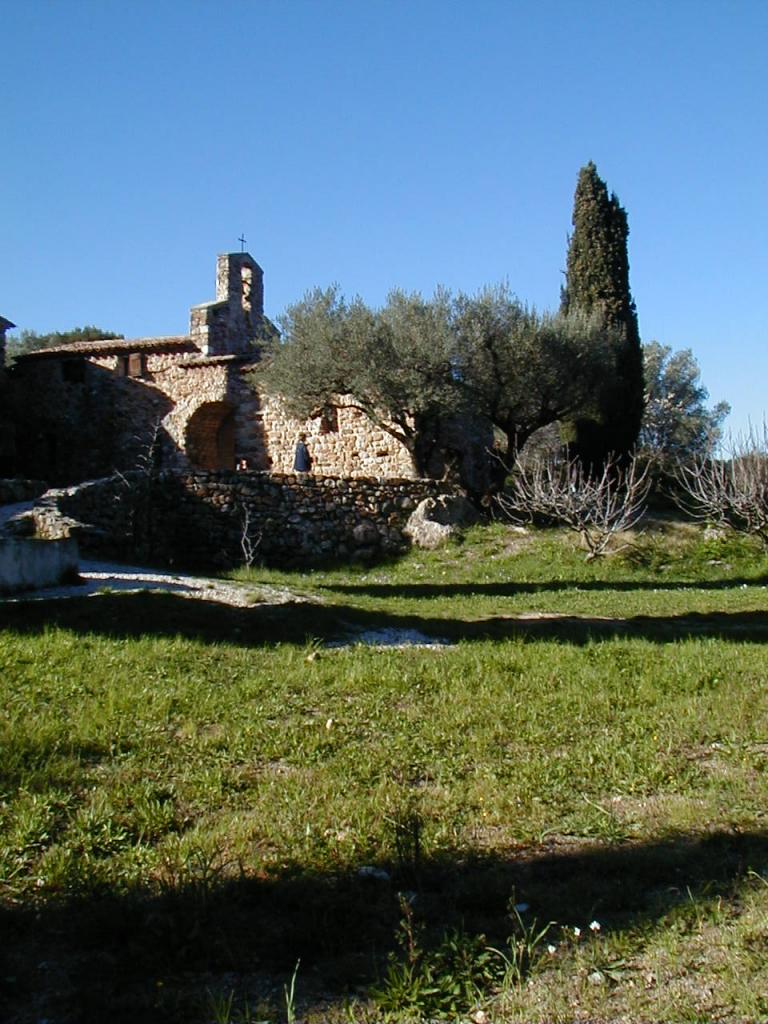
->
xmin=497 ymin=453 xmax=651 ymax=559
xmin=673 ymin=422 xmax=768 ymax=545
xmin=238 ymin=502 xmax=262 ymax=568
xmin=111 ymin=418 xmax=165 ymax=557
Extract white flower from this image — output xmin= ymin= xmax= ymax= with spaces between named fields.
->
xmin=573 ymin=926 xmax=581 ymax=937
xmin=547 ymin=943 xmax=557 ymax=955
xmin=590 ymin=920 xmax=601 ymax=932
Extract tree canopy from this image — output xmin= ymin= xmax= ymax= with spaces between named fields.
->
xmin=639 ymin=341 xmax=730 ymax=463
xmin=453 ymin=287 xmax=616 ymax=467
xmin=259 ymin=287 xmax=458 ymax=477
xmin=561 ymin=161 xmax=644 ymax=465
xmin=258 ymin=285 xmax=619 ymax=491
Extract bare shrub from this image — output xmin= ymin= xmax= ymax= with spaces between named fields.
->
xmin=497 ymin=453 xmax=651 ymax=559
xmin=112 ymin=418 xmax=165 ymax=558
xmin=238 ymin=502 xmax=262 ymax=568
xmin=674 ymin=422 xmax=768 ymax=546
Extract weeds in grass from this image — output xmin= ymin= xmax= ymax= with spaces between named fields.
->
xmin=208 ymin=987 xmax=235 ymax=1023
xmin=488 ymin=907 xmax=555 ymax=988
xmin=580 ymin=794 xmax=631 ymax=843
xmin=374 ymin=900 xmax=554 ymax=1019
xmin=158 ymin=837 xmax=235 ymax=906
xmin=284 ymin=959 xmax=301 ymax=1024
xmin=207 ymin=988 xmax=269 ymax=1024
xmin=374 ymin=897 xmax=502 ymax=1019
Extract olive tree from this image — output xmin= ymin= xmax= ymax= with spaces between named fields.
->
xmin=259 ymin=284 xmax=624 ymax=493
xmin=639 ymin=341 xmax=730 ymax=465
xmin=453 ymin=286 xmax=617 ymax=474
xmin=258 ymin=286 xmax=460 ymax=477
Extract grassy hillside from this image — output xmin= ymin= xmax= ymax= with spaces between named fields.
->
xmin=2 ymin=522 xmax=768 ymax=1022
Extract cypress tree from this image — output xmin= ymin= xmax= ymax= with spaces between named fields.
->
xmin=561 ymin=161 xmax=644 ymax=466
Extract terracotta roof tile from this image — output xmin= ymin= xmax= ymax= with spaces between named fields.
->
xmin=18 ymin=336 xmax=196 ymax=359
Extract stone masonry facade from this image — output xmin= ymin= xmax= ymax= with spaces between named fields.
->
xmin=26 ymin=471 xmax=448 ymax=569
xmin=3 ymin=253 xmax=415 ymax=485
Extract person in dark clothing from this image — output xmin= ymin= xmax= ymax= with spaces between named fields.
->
xmin=293 ymin=433 xmax=311 ymax=473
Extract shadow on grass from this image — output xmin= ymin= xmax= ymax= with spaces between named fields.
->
xmin=3 ymin=829 xmax=768 ymax=1023
xmin=320 ymin=575 xmax=768 ymax=599
xmin=1 ymin=590 xmax=768 ymax=646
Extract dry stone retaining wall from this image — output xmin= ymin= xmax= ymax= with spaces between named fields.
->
xmin=31 ymin=471 xmax=451 ymax=569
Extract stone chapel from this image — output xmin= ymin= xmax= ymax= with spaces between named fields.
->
xmin=3 ymin=253 xmax=414 ymax=485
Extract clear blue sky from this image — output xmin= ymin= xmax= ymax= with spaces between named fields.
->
xmin=2 ymin=0 xmax=766 ymax=437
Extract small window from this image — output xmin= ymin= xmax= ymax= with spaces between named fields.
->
xmin=318 ymin=406 xmax=339 ymax=434
xmin=128 ymin=353 xmax=145 ymax=377
xmin=62 ymin=359 xmax=86 ymax=383
xmin=118 ymin=353 xmax=145 ymax=377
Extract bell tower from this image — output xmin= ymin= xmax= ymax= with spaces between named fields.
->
xmin=190 ymin=253 xmax=265 ymax=356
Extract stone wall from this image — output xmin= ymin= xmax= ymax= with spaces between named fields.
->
xmin=86 ymin=355 xmax=416 ymax=479
xmin=9 ymin=349 xmax=417 ymax=485
xmin=89 ymin=350 xmax=265 ymax=473
xmin=258 ymin=393 xmax=415 ymax=479
xmin=9 ymin=354 xmax=176 ymax=482
xmin=30 ymin=470 xmax=451 ymax=569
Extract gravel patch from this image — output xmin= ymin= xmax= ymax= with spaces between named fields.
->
xmin=326 ymin=626 xmax=453 ymax=650
xmin=0 ymin=559 xmax=307 ymax=607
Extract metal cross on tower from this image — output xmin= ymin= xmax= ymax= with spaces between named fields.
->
xmin=238 ymin=234 xmax=247 ymax=252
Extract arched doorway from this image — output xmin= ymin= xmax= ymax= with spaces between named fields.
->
xmin=185 ymin=401 xmax=236 ymax=470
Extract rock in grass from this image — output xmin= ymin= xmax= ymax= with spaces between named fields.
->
xmin=404 ymin=495 xmax=479 ymax=549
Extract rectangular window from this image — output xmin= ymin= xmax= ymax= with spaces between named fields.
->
xmin=319 ymin=406 xmax=339 ymax=434
xmin=118 ymin=353 xmax=145 ymax=377
xmin=128 ymin=353 xmax=145 ymax=377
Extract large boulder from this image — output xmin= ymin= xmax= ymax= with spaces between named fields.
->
xmin=404 ymin=495 xmax=480 ymax=549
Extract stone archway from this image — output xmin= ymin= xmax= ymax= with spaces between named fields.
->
xmin=185 ymin=401 xmax=236 ymax=471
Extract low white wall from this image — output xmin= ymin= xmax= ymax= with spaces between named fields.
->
xmin=0 ymin=537 xmax=79 ymax=593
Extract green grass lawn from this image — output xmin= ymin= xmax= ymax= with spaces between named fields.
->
xmin=2 ymin=523 xmax=768 ymax=1022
